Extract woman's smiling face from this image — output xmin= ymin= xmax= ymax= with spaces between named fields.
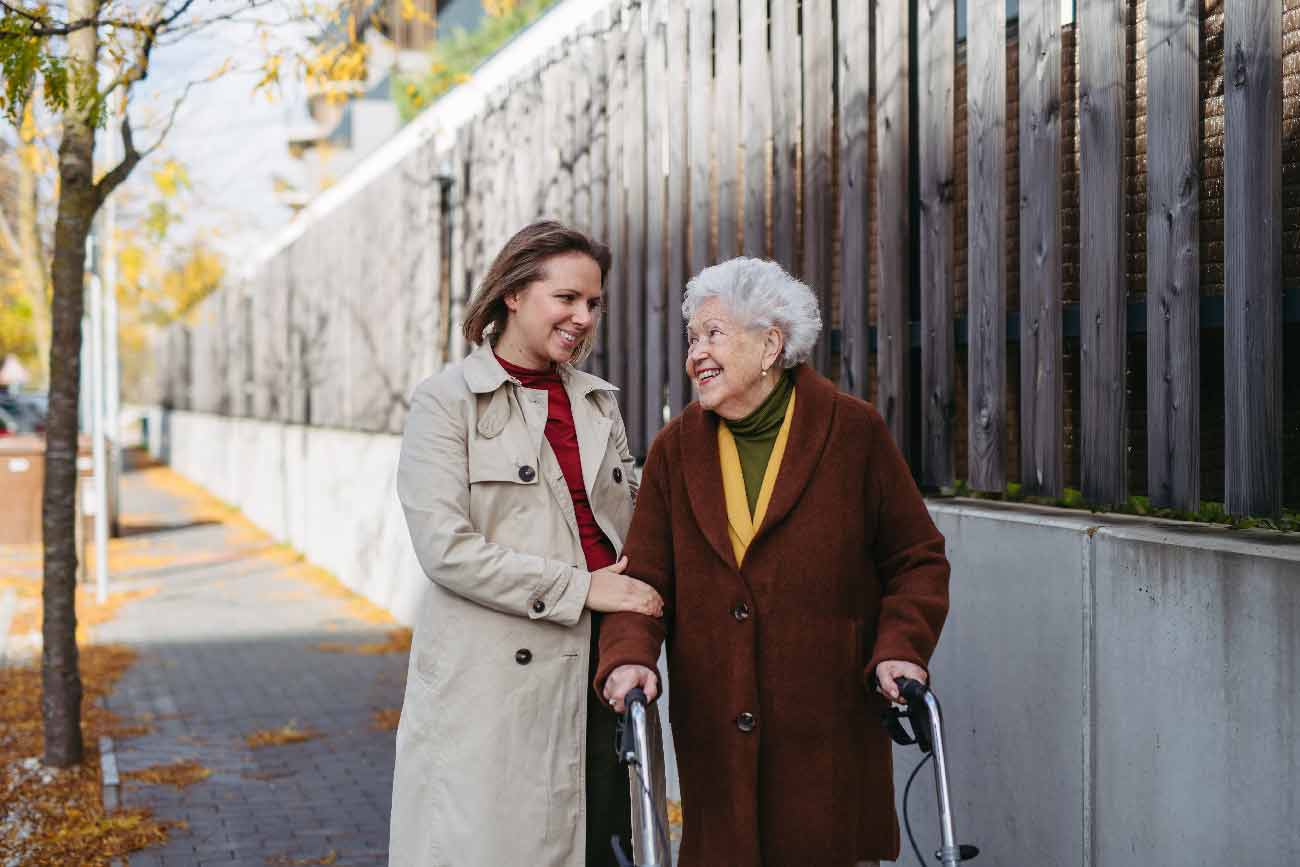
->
xmin=498 ymin=251 xmax=603 ymax=368
xmin=685 ymin=298 xmax=782 ymax=420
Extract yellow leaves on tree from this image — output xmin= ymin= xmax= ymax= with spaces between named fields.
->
xmin=481 ymin=0 xmax=519 ymax=16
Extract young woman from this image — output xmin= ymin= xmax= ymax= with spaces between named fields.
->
xmin=390 ymin=221 xmax=664 ymax=867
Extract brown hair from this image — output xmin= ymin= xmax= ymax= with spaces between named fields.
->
xmin=461 ymin=221 xmax=613 ymax=362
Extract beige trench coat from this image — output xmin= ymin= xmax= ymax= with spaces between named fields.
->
xmin=391 ymin=343 xmax=665 ymax=867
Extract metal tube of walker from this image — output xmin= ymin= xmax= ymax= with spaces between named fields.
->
xmin=921 ymin=689 xmax=962 ymax=867
xmin=626 ymin=691 xmax=662 ymax=867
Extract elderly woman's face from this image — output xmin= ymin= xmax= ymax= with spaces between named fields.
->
xmin=685 ymin=298 xmax=781 ymax=419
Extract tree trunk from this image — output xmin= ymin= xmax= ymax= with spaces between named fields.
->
xmin=41 ymin=0 xmax=100 ymax=769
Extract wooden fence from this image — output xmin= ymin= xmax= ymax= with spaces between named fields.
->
xmin=165 ymin=0 xmax=1300 ymax=519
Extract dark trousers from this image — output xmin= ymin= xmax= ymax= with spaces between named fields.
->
xmin=586 ymin=614 xmax=632 ymax=867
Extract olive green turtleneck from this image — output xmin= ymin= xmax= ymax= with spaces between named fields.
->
xmin=723 ymin=370 xmax=794 ymax=515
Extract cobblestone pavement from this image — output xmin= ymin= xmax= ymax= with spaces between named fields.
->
xmin=97 ymin=461 xmax=407 ymax=866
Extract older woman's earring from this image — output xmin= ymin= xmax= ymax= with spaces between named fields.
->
xmin=761 ymin=368 xmax=768 ymax=377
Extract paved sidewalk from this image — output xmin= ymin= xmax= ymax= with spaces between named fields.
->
xmin=97 ymin=459 xmax=407 ymax=866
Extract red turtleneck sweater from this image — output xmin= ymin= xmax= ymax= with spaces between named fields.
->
xmin=496 ymin=354 xmax=617 ymax=572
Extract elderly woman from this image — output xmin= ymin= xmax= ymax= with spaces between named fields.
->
xmin=596 ymin=258 xmax=951 ymax=866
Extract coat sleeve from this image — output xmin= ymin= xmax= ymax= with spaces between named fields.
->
xmin=863 ymin=406 xmax=951 ymax=681
xmin=396 ymin=380 xmax=592 ymax=626
xmin=593 ymin=431 xmax=673 ymax=695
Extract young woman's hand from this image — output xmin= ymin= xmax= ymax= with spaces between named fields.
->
xmin=586 ymin=556 xmax=664 ymax=617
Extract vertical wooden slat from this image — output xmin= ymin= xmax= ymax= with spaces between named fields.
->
xmin=769 ymin=0 xmax=800 ymax=274
xmin=1146 ymin=0 xmax=1200 ymax=511
xmin=573 ymin=37 xmax=593 ymax=230
xmin=606 ymin=13 xmax=628 ymax=392
xmin=687 ymin=1 xmax=714 ymax=281
xmin=801 ymin=0 xmax=834 ymax=373
xmin=741 ymin=0 xmax=771 ymax=258
xmin=918 ymin=0 xmax=955 ymax=488
xmin=1224 ymin=0 xmax=1282 ymax=516
xmin=624 ymin=4 xmax=648 ymax=455
xmin=715 ymin=0 xmax=741 ymax=261
xmin=666 ymin=0 xmax=690 ymax=413
xmin=588 ymin=18 xmax=610 ymax=379
xmin=875 ymin=0 xmax=910 ymax=458
xmin=838 ymin=0 xmax=870 ymax=397
xmin=558 ymin=45 xmax=576 ymax=225
xmin=1018 ymin=0 xmax=1064 ymax=497
xmin=644 ymin=0 xmax=668 ymax=444
xmin=966 ymin=0 xmax=1006 ymax=492
xmin=1079 ymin=0 xmax=1128 ymax=506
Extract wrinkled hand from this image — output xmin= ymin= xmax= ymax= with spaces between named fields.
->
xmin=586 ymin=557 xmax=664 ymax=617
xmin=602 ymin=664 xmax=659 ymax=714
xmin=875 ymin=659 xmax=928 ymax=704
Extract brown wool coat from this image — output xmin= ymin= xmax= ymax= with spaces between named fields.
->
xmin=595 ymin=364 xmax=950 ymax=867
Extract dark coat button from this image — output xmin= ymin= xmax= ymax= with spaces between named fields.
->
xmin=736 ymin=712 xmax=757 ymax=733
xmin=531 ymin=599 xmax=546 ymax=614
xmin=731 ymin=603 xmax=751 ymax=622
xmin=613 ymin=467 xmax=623 ymax=484
xmin=518 ymin=465 xmax=536 ymax=482
xmin=515 ymin=648 xmax=532 ymax=665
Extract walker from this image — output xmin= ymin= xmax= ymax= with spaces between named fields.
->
xmin=883 ymin=677 xmax=981 ymax=865
xmin=612 ymin=687 xmax=670 ymax=867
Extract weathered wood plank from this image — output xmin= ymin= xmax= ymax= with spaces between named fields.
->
xmin=740 ymin=0 xmax=771 ymax=258
xmin=587 ymin=18 xmax=609 ymax=378
xmin=875 ymin=0 xmax=910 ymax=458
xmin=918 ymin=0 xmax=955 ymax=488
xmin=769 ymin=0 xmax=800 ymax=273
xmin=1146 ymin=0 xmax=1200 ymax=511
xmin=572 ymin=42 xmax=592 ymax=233
xmin=687 ymin=0 xmax=714 ymax=281
xmin=624 ymin=3 xmax=648 ymax=455
xmin=801 ymin=0 xmax=834 ymax=373
xmin=1224 ymin=0 xmax=1282 ymax=516
xmin=1018 ymin=0 xmax=1063 ymax=497
xmin=714 ymin=0 xmax=740 ymax=261
xmin=644 ymin=0 xmax=667 ymax=444
xmin=966 ymin=0 xmax=1006 ymax=492
xmin=1079 ymin=0 xmax=1128 ymax=506
xmin=666 ymin=0 xmax=690 ymax=413
xmin=837 ymin=0 xmax=870 ymax=398
xmin=605 ymin=14 xmax=628 ymax=392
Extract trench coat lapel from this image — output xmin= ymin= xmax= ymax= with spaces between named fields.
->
xmin=680 ymin=404 xmax=739 ymax=571
xmin=755 ymin=364 xmax=835 ymax=541
xmin=561 ymin=366 xmax=618 ymax=504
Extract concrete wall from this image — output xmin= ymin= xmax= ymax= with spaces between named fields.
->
xmin=159 ymin=410 xmax=1300 ymax=866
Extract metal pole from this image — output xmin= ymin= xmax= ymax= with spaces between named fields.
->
xmin=102 ymin=98 xmax=122 ymax=537
xmin=922 ymin=690 xmax=962 ymax=867
xmin=628 ymin=700 xmax=662 ymax=867
xmin=88 ymin=273 xmax=110 ymax=604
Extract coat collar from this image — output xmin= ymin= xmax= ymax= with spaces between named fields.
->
xmin=680 ymin=363 xmax=837 ymax=572
xmin=462 ymin=341 xmax=620 ymax=397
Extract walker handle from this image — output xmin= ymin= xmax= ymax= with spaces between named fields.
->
xmin=625 ymin=687 xmax=648 ymax=709
xmin=894 ymin=676 xmax=928 ymax=706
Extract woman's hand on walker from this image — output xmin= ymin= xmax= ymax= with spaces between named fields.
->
xmin=875 ymin=659 xmax=927 ymax=704
xmin=586 ymin=557 xmax=664 ymax=617
xmin=603 ymin=664 xmax=659 ymax=713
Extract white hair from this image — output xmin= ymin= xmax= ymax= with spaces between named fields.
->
xmin=681 ymin=258 xmax=823 ymax=368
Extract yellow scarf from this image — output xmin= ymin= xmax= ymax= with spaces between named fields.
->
xmin=717 ymin=388 xmax=797 ymax=567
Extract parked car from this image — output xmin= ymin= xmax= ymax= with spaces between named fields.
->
xmin=0 ymin=405 xmax=19 ymax=436
xmin=0 ymin=391 xmax=47 ymax=434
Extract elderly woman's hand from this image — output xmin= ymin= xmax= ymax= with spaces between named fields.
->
xmin=875 ymin=659 xmax=928 ymax=704
xmin=603 ymin=664 xmax=659 ymax=713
